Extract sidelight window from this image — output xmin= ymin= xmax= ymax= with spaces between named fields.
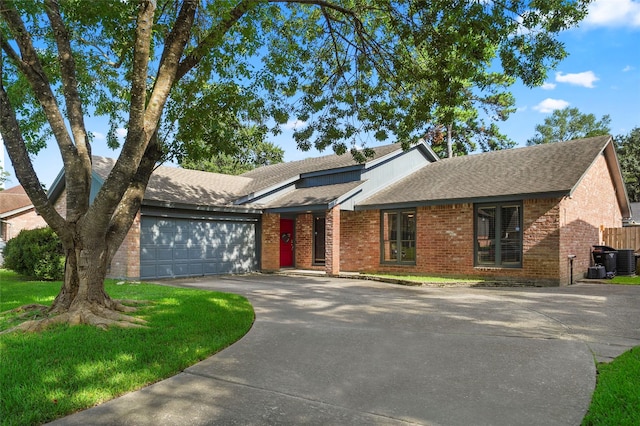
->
xmin=475 ymin=202 xmax=522 ymax=267
xmin=381 ymin=210 xmax=416 ymax=264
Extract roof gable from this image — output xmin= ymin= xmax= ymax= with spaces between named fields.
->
xmin=49 ymin=157 xmax=255 ymax=209
xmin=240 ymin=143 xmax=414 ymax=194
xmin=237 ymin=141 xmax=438 ymax=208
xmin=360 ymin=136 xmax=627 ymax=212
xmin=144 ymin=163 xmax=253 ymax=206
xmin=93 ymin=156 xmax=254 ymax=207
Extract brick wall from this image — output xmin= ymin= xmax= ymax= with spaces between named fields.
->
xmin=53 ymin=189 xmax=142 ymax=280
xmin=1 ymin=208 xmax=47 ymax=240
xmin=559 ymin=153 xmax=623 ymax=283
xmin=326 ymin=206 xmax=341 ymax=275
xmin=107 ymin=212 xmax=141 ymax=280
xmin=295 ymin=213 xmax=314 ymax=269
xmin=53 ymin=190 xmax=66 ymax=215
xmin=521 ymin=198 xmax=561 ymax=281
xmin=340 ymin=200 xmax=567 ymax=285
xmin=415 ymin=203 xmax=475 ymax=275
xmin=261 ymin=213 xmax=280 ymax=271
xmin=341 ymin=210 xmax=380 ymax=272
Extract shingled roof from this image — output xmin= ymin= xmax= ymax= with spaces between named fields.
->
xmin=0 ymin=185 xmax=33 ymax=215
xmin=262 ymin=181 xmax=365 ymax=210
xmin=91 ymin=157 xmax=253 ymax=207
xmin=239 ymin=143 xmax=403 ymax=194
xmin=360 ymin=135 xmax=620 ymax=208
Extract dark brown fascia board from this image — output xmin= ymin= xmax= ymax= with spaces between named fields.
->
xmin=234 ymin=175 xmax=300 ymax=205
xmin=354 ymin=191 xmax=570 ymax=211
xmin=141 ymin=199 xmax=263 ymax=215
xmin=265 ymin=204 xmax=330 ymax=214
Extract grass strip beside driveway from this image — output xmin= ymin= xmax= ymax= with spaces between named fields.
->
xmin=582 ymin=347 xmax=640 ymax=425
xmin=0 ymin=270 xmax=254 ymax=426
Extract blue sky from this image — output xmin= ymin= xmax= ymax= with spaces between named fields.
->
xmin=2 ymin=0 xmax=640 ymax=188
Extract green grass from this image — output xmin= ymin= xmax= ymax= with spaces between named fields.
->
xmin=609 ymin=275 xmax=640 ymax=285
xmin=364 ymin=273 xmax=487 ymax=285
xmin=583 ymin=347 xmax=640 ymax=425
xmin=0 ymin=269 xmax=254 ymax=426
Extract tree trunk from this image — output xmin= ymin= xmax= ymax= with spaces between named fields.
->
xmin=50 ymin=240 xmax=110 ymax=314
xmin=447 ymin=123 xmax=453 ymax=158
xmin=8 ymin=229 xmax=147 ymax=333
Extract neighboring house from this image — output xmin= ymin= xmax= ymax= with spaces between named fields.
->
xmin=48 ymin=135 xmax=630 ymax=286
xmin=0 ymin=185 xmax=47 ymax=242
xmin=624 ymin=202 xmax=640 ymax=226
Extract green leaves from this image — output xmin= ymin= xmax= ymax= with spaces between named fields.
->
xmin=1 ymin=0 xmax=592 ymax=165
xmin=616 ymin=128 xmax=640 ymax=203
xmin=527 ymin=107 xmax=611 ymax=145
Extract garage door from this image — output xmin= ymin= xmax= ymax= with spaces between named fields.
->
xmin=140 ymin=216 xmax=258 ymax=279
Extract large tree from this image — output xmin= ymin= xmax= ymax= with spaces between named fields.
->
xmin=180 ymin=140 xmax=284 ymax=175
xmin=422 ymin=63 xmax=517 ymax=158
xmin=526 ymin=107 xmax=611 ymax=145
xmin=616 ymin=127 xmax=640 ymax=203
xmin=0 ymin=0 xmax=591 ymax=330
xmin=174 ymin=103 xmax=284 ymax=174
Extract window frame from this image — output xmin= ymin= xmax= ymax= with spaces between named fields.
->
xmin=474 ymin=201 xmax=523 ymax=268
xmin=312 ymin=214 xmax=326 ymax=266
xmin=380 ymin=209 xmax=417 ymax=265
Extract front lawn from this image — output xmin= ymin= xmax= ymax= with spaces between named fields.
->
xmin=0 ymin=270 xmax=254 ymax=426
xmin=582 ymin=347 xmax=640 ymax=425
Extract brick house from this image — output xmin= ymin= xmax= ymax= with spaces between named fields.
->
xmin=49 ymin=135 xmax=630 ymax=285
xmin=0 ymin=185 xmax=47 ymax=242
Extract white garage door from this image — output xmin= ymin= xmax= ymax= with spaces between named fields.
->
xmin=140 ymin=216 xmax=257 ymax=279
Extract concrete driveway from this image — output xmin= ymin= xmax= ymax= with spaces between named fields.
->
xmin=50 ymin=275 xmax=640 ymax=426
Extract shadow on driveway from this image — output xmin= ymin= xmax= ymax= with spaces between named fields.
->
xmin=50 ymin=275 xmax=640 ymax=426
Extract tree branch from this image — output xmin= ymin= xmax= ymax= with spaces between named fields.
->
xmin=91 ymin=0 xmax=196 ymax=232
xmin=44 ymin=0 xmax=89 ymax=158
xmin=0 ymin=0 xmax=76 ymax=158
xmin=176 ymin=0 xmax=256 ymax=80
xmin=44 ymin=0 xmax=92 ymax=219
xmin=144 ymin=0 xmax=197 ymax=128
xmin=105 ymin=133 xmax=163 ymax=262
xmin=0 ymin=86 xmax=68 ymax=238
xmin=127 ymin=0 xmax=155 ymax=135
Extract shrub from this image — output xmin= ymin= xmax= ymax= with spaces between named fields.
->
xmin=3 ymin=227 xmax=65 ymax=280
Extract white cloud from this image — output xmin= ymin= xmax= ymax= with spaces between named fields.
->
xmin=584 ymin=0 xmax=640 ymax=28
xmin=283 ymin=119 xmax=306 ymax=130
xmin=623 ymin=65 xmax=635 ymax=72
xmin=555 ymin=71 xmax=599 ymax=88
xmin=91 ymin=131 xmax=105 ymax=141
xmin=533 ymin=98 xmax=570 ymax=113
xmin=116 ymin=128 xmax=127 ymax=138
xmin=541 ymin=82 xmax=556 ymax=90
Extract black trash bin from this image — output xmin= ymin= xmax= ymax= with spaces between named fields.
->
xmin=592 ymin=245 xmax=617 ymax=274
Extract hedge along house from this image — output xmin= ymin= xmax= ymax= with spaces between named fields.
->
xmin=49 ymin=135 xmax=629 ymax=285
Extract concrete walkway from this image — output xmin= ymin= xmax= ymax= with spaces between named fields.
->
xmin=50 ymin=275 xmax=640 ymax=426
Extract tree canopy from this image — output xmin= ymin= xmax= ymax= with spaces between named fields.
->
xmin=616 ymin=127 xmax=640 ymax=203
xmin=0 ymin=0 xmax=592 ymax=330
xmin=526 ymin=107 xmax=611 ymax=145
xmin=180 ymin=139 xmax=284 ymax=175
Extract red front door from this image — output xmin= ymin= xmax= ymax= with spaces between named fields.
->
xmin=280 ymin=219 xmax=294 ymax=267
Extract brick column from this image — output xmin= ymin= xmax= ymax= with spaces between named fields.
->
xmin=325 ymin=205 xmax=341 ymax=275
xmin=107 ymin=211 xmax=141 ymax=280
xmin=261 ymin=213 xmax=281 ymax=272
